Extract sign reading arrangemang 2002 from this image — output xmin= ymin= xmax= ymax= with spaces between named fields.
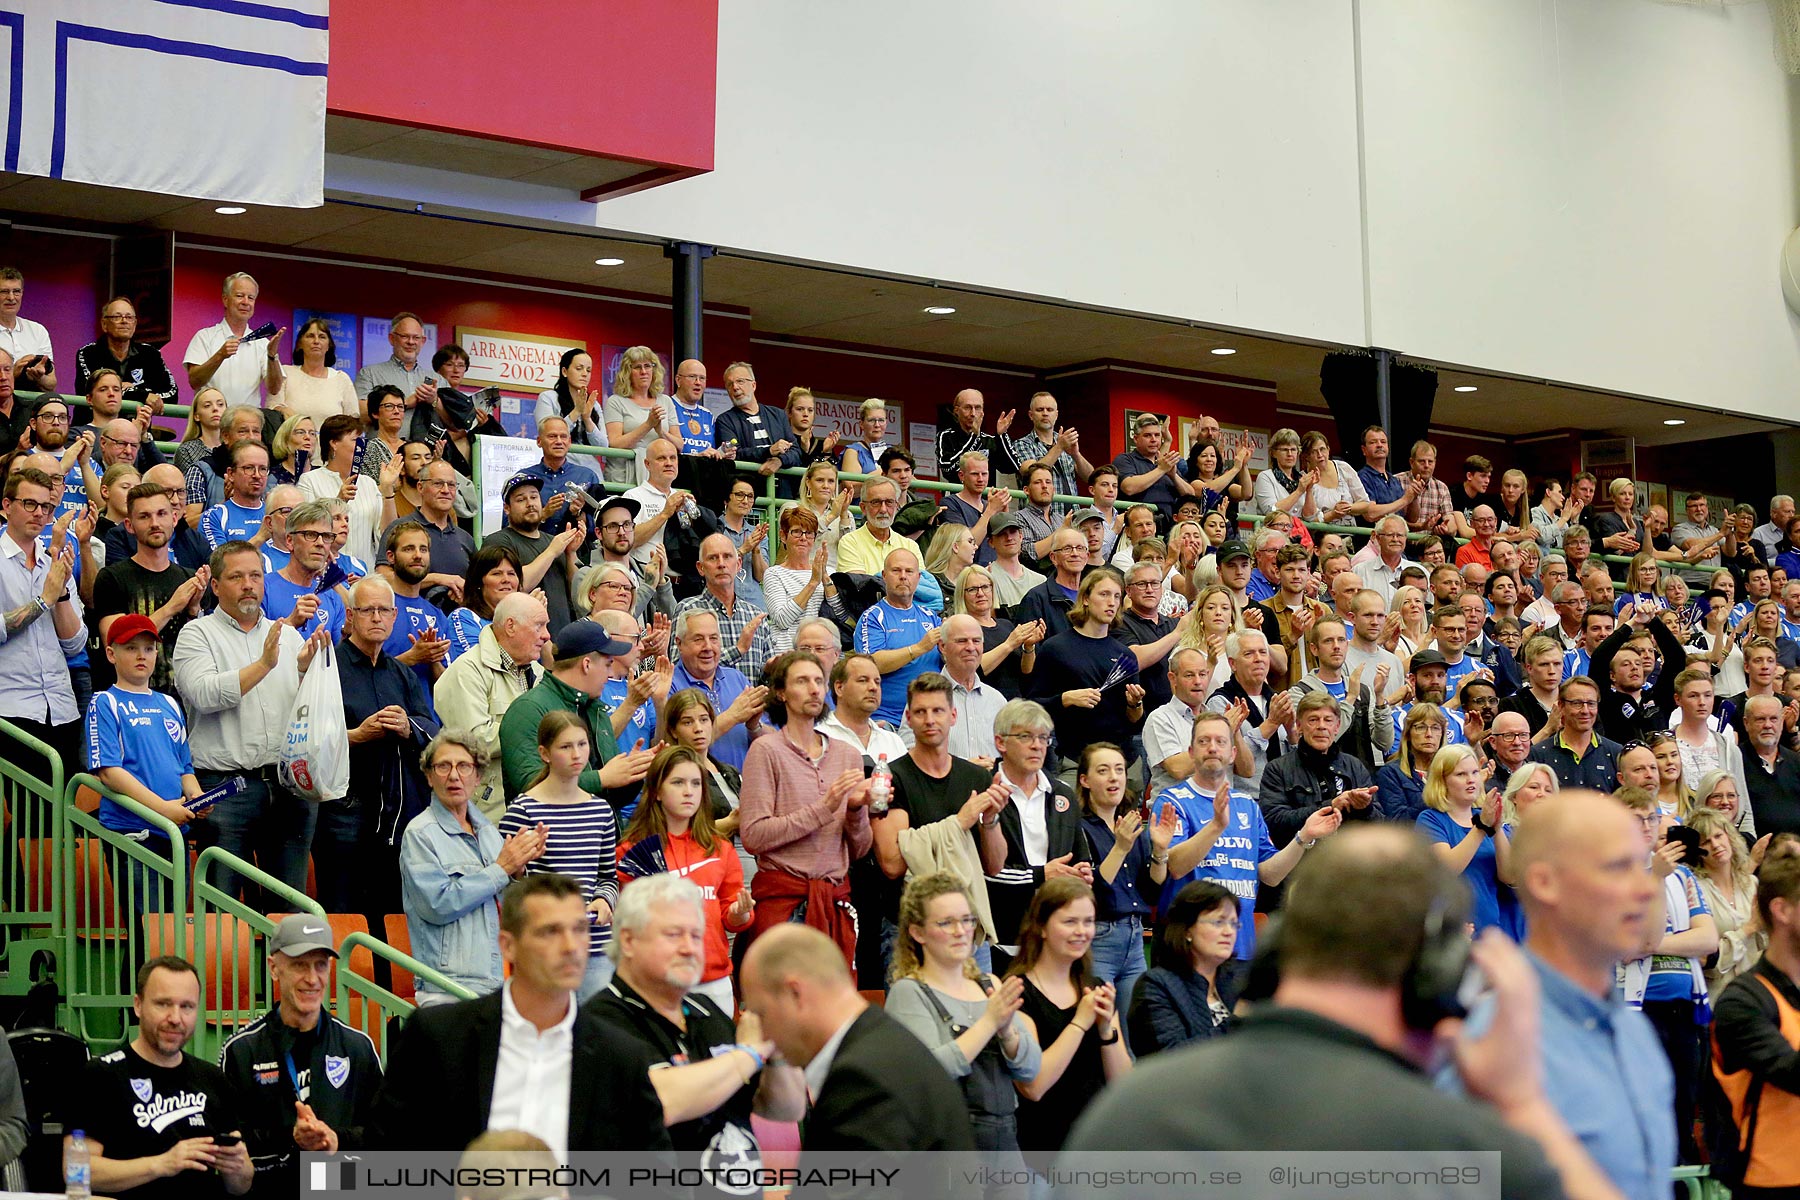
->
xmin=456 ymin=327 xmax=585 ymax=392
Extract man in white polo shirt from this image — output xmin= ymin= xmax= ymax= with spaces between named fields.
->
xmin=183 ymin=271 xmax=284 ymax=408
xmin=0 ymin=268 xmax=56 ymax=392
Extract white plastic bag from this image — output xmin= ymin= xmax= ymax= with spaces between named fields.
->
xmin=279 ymin=640 xmax=349 ymax=802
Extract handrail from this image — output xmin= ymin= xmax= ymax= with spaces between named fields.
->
xmin=193 ymin=845 xmax=326 ymax=919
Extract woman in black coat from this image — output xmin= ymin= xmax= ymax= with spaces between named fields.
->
xmin=1128 ymin=881 xmax=1245 ymax=1056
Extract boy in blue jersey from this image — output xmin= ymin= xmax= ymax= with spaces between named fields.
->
xmin=87 ymin=615 xmax=202 ymax=912
xmin=1150 ymin=710 xmax=1342 ymax=958
xmin=199 ymin=441 xmax=271 ymax=550
xmin=260 ymin=498 xmax=346 ymax=641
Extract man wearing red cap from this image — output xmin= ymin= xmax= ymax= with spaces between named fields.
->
xmin=87 ymin=613 xmax=203 ymax=911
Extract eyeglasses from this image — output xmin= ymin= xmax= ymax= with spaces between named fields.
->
xmin=420 ymin=479 xmax=455 ymax=490
xmin=101 ymin=434 xmax=140 ymax=449
xmin=1562 ymin=699 xmax=1599 ymax=709
xmin=1194 ymin=916 xmax=1240 ymax=931
xmin=430 ymin=761 xmax=478 ymax=779
xmin=1128 ymin=580 xmax=1160 ymax=589
xmin=600 ymin=520 xmax=635 ymax=533
xmin=34 ymin=413 xmax=68 ymax=425
xmin=595 ymin=580 xmax=634 ymax=593
xmin=1003 ymin=732 xmax=1052 ymax=746
xmin=350 ymin=605 xmax=397 ymax=617
xmin=962 ymin=583 xmax=992 ymax=595
xmin=1492 ymin=730 xmax=1531 ymax=741
xmin=376 ymin=403 xmax=406 ymax=414
xmin=289 ymin=529 xmax=332 ymax=543
xmin=930 ymin=915 xmax=979 ymax=932
xmin=7 ymin=498 xmax=51 ymax=514
xmin=101 ymin=312 xmax=136 ymax=322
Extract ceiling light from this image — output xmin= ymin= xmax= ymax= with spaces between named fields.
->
xmin=923 ymin=305 xmax=956 ymax=315
xmin=593 ymin=257 xmax=624 ymax=267
xmin=1210 ymin=347 xmax=1237 ymax=356
xmin=1663 ymin=418 xmax=1686 ymax=426
xmin=214 ymin=206 xmax=246 ymax=215
xmin=1453 ymin=385 xmax=1478 ymax=393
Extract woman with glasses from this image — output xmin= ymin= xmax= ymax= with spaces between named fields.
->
xmin=1009 ymin=878 xmax=1129 ymax=1169
xmin=762 ymin=504 xmax=845 ymax=654
xmin=1298 ymin=429 xmax=1373 ymax=529
xmin=1694 ymin=767 xmax=1757 ymax=839
xmin=1617 ymin=552 xmax=1666 ymax=616
xmin=1417 ymin=743 xmax=1519 ymax=937
xmin=278 ymin=317 xmax=358 ymax=426
xmin=839 ymin=397 xmax=891 ymax=482
xmin=1077 ymin=742 xmax=1173 ymax=1027
xmin=952 ymin=563 xmax=1041 ymax=699
xmin=717 ymin=478 xmax=770 ymax=608
xmin=1127 ymin=881 xmax=1243 ymax=1057
xmin=885 ymin=873 xmax=1042 ymax=1172
xmin=299 ymin=413 xmax=397 ymax=568
xmin=269 ymin=412 xmax=316 ymax=488
xmin=402 ymin=731 xmax=546 ymax=1003
xmin=1250 ymin=428 xmax=1313 ymax=521
xmin=447 ymin=544 xmax=525 ymax=664
xmin=175 ymin=386 xmax=227 ymax=477
xmin=357 ymin=385 xmax=409 ymax=478
xmin=602 ymin=346 xmax=677 ymax=487
xmin=1375 ymin=703 xmax=1448 ymax=823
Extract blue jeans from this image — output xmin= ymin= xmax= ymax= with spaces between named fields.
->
xmin=194 ymin=770 xmax=318 ymax=908
xmin=1089 ymin=914 xmax=1146 ymax=1021
xmin=578 ymin=953 xmax=615 ymax=1003
xmin=124 ymin=833 xmax=174 ymax=916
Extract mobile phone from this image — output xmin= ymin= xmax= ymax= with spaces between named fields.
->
xmin=211 ymin=1134 xmax=242 ymax=1148
xmin=1665 ymin=825 xmax=1707 ymax=868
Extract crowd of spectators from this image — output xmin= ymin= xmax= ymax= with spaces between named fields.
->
xmin=7 ymin=269 xmax=1800 ymax=1197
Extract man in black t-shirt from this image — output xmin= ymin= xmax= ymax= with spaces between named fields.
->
xmin=75 ymin=957 xmax=254 ymax=1200
xmin=93 ymin=483 xmax=202 ymax=695
xmin=588 ymin=873 xmax=804 ymax=1191
xmin=871 ymin=674 xmax=1013 ymax=969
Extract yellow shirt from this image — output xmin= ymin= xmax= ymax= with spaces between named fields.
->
xmin=835 ymin=526 xmax=923 ymax=577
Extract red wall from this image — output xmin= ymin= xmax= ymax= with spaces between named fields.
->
xmin=327 ymin=0 xmax=718 ymax=190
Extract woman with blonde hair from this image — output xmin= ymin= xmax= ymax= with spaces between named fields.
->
xmin=1694 ymin=768 xmax=1757 ymax=839
xmin=840 ymin=396 xmax=891 ymax=479
xmin=1499 ymin=761 xmax=1557 ymax=828
xmin=175 ymin=385 xmax=226 ymax=475
xmin=782 ymin=387 xmax=839 ymax=473
xmin=885 ymin=872 xmax=1041 ymax=1160
xmin=1643 ymin=731 xmax=1693 ymax=821
xmin=601 ymin=345 xmax=677 ymax=486
xmin=762 ymin=503 xmax=846 ymax=653
xmin=1387 ymin=584 xmax=1432 ymax=657
xmin=1618 ymin=551 xmax=1665 ymax=615
xmin=269 ymin=412 xmax=316 ymax=487
xmin=1497 ymin=468 xmax=1533 ymax=536
xmin=1176 ymin=583 xmax=1239 ymax=689
xmin=953 ymin=563 xmax=1041 ymax=696
xmin=924 ymin=522 xmax=978 ymax=614
xmin=1374 ymin=702 xmax=1449 ymax=823
xmin=1416 ymin=744 xmax=1519 ymax=936
xmin=1687 ymin=806 xmax=1765 ymax=1003
xmin=800 ymin=459 xmax=854 ymax=571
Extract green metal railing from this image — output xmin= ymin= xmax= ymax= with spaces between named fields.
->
xmin=190 ymin=846 xmax=325 ymax=1047
xmin=0 ymin=719 xmax=65 ymax=994
xmin=61 ymin=773 xmax=187 ymax=1046
xmin=335 ymin=931 xmax=476 ymax=1066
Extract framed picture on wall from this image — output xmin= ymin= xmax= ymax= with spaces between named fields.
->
xmin=1647 ymin=483 xmax=1669 ymax=519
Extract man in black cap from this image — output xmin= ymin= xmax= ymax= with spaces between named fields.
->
xmin=497 ymin=619 xmax=656 ymax=803
xmin=592 ymin=493 xmax=674 ymax=621
xmin=218 ymin=915 xmax=383 ymax=1193
xmin=986 ymin=511 xmax=1044 ymax=610
xmin=487 ymin=473 xmax=585 ymax=632
xmin=1386 ymin=648 xmax=1468 ymax=757
xmin=1215 ymin=538 xmax=1280 ymax=643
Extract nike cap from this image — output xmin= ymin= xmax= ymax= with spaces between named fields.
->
xmin=269 ymin=913 xmax=338 ymax=959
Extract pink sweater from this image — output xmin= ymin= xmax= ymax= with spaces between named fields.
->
xmin=739 ymin=727 xmax=873 ymax=881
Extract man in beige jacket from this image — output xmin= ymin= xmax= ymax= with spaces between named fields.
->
xmin=431 ymin=592 xmax=549 ymax=819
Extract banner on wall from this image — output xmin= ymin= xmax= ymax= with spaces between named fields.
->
xmin=459 ymin=327 xmax=583 ymax=392
xmin=0 ymin=0 xmax=329 ymax=207
xmin=293 ymin=310 xmax=361 ymax=376
xmin=475 ymin=434 xmax=547 ymax=538
xmin=812 ymin=396 xmax=901 ymax=441
xmin=908 ymin=423 xmax=937 ymax=476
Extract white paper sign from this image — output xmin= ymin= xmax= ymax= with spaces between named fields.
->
xmin=475 ymin=434 xmax=547 ymax=539
xmin=1219 ymin=427 xmax=1270 ymax=471
xmin=909 ymin=423 xmax=938 ymax=476
xmin=458 ymin=327 xmax=583 ymax=392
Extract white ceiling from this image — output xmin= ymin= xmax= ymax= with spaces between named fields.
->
xmin=0 ymin=181 xmax=1779 ymax=449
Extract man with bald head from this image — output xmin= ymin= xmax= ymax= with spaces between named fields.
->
xmin=934 ymin=612 xmax=1006 ymax=761
xmin=431 ymin=591 xmax=551 ymax=819
xmin=1487 ymin=710 xmax=1535 ymax=791
xmin=336 ymin=574 xmax=440 ymax=916
xmin=1482 ymin=791 xmax=1676 ymax=1199
xmin=854 ymin=547 xmax=942 ymax=726
xmin=936 ymin=386 xmax=1021 ymax=489
xmin=715 ymin=361 xmax=796 ymax=486
xmin=675 ymin=532 xmax=775 ymax=681
xmin=739 ymin=924 xmax=974 ymax=1152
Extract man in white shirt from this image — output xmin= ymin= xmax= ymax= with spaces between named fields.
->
xmin=1522 ymin=554 xmax=1568 ymax=627
xmin=1352 ymin=514 xmax=1411 ymax=603
xmin=0 ymin=467 xmax=83 ymax=782
xmin=820 ymin=653 xmax=907 ymax=767
xmin=369 ymin=873 xmax=673 ymax=1155
xmin=1345 ymin=588 xmax=1404 ymax=690
xmin=624 ymin=438 xmax=691 ymax=572
xmin=184 ymin=272 xmax=284 ymax=408
xmin=927 ymin=613 xmax=1007 ymax=766
xmin=0 ymin=268 xmax=55 ymax=392
xmin=1143 ymin=647 xmax=1221 ymax=801
xmin=172 ymin=540 xmax=327 ymax=906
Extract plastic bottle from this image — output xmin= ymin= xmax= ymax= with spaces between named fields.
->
xmin=65 ymin=1128 xmax=91 ymax=1199
xmin=869 ymin=754 xmax=891 ymax=814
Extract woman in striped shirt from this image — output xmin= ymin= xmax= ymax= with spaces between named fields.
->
xmin=499 ymin=710 xmax=621 ymax=1001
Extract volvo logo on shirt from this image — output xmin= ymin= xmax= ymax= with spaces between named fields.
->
xmin=133 ymin=1088 xmax=211 ymax=1133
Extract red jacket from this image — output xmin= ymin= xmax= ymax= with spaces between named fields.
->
xmin=617 ymin=829 xmax=749 ymax=982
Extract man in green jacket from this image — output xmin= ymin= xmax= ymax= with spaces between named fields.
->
xmin=497 ymin=621 xmax=656 ymax=808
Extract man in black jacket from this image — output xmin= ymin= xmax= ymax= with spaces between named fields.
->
xmin=983 ymin=698 xmax=1095 ymax=957
xmin=741 ymin=924 xmax=974 ymax=1153
xmin=1589 ymin=601 xmax=1684 ymax=744
xmin=368 ymin=873 xmax=671 ymax=1155
xmin=1711 ymin=851 xmax=1800 ymax=1193
xmin=1257 ymin=692 xmax=1378 ymax=848
xmin=219 ymin=916 xmax=382 ymax=1195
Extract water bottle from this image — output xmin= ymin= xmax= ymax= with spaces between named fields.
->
xmin=869 ymin=755 xmax=891 ymax=814
xmin=65 ymin=1128 xmax=91 ymax=1199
